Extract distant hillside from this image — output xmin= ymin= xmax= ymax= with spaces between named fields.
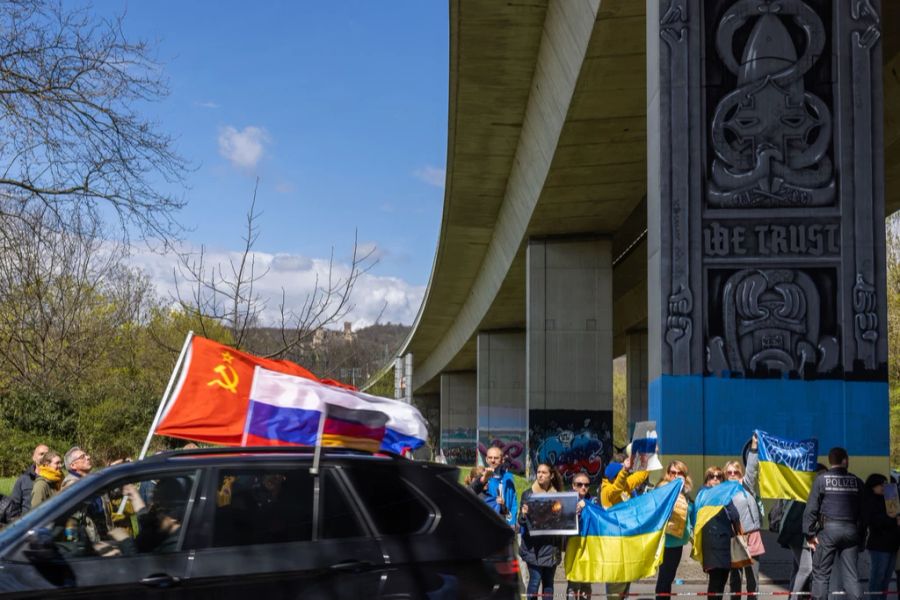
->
xmin=245 ymin=323 xmax=410 ymax=388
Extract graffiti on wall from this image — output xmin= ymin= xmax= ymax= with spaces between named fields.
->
xmin=440 ymin=427 xmax=477 ymax=466
xmin=477 ymin=432 xmax=526 ymax=474
xmin=529 ymin=410 xmax=613 ymax=484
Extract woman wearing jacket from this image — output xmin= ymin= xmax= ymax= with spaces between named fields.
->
xmin=725 ymin=435 xmax=765 ymax=600
xmin=566 ymin=471 xmax=601 ymax=599
xmin=699 ymin=466 xmax=741 ymax=600
xmin=862 ymin=474 xmax=900 ymax=595
xmin=30 ymin=451 xmax=63 ymax=509
xmin=519 ymin=462 xmax=564 ymax=600
xmin=656 ymin=460 xmax=695 ymax=600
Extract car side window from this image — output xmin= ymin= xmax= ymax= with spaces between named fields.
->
xmin=343 ymin=466 xmax=431 ymax=535
xmin=49 ymin=473 xmax=196 ymax=559
xmin=320 ymin=470 xmax=366 ymax=539
xmin=212 ymin=467 xmax=314 ymax=547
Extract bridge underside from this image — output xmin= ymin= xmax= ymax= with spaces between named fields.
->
xmin=377 ymin=0 xmax=900 ymax=480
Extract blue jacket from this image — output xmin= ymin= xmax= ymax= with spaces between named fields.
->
xmin=470 ymin=471 xmax=518 ymax=527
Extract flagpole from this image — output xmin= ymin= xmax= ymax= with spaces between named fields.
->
xmin=310 ymin=404 xmax=327 ymax=541
xmin=310 ymin=403 xmax=327 ymax=476
xmin=137 ymin=330 xmax=194 ymax=461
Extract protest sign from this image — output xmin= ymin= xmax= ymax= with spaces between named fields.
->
xmin=885 ymin=483 xmax=900 ymax=518
xmin=525 ymin=491 xmax=580 ymax=536
xmin=631 ymin=421 xmax=662 ymax=471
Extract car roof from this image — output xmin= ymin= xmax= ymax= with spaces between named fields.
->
xmin=125 ymin=446 xmax=456 ymax=473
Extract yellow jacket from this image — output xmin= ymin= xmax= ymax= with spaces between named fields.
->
xmin=600 ymin=468 xmax=650 ymax=508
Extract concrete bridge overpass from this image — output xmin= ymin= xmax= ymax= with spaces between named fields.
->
xmin=372 ymin=0 xmax=900 ymax=479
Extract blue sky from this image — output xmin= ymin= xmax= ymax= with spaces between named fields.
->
xmin=92 ymin=1 xmax=448 ymax=326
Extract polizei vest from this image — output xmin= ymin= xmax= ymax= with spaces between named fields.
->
xmin=818 ymin=469 xmax=861 ymax=523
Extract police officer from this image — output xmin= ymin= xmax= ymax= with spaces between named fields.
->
xmin=802 ymin=447 xmax=863 ymax=600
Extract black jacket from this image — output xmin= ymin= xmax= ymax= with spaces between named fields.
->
xmin=700 ymin=500 xmax=740 ymax=571
xmin=803 ymin=467 xmax=863 ymax=537
xmin=862 ymin=490 xmax=900 ymax=553
xmin=518 ymin=489 xmax=562 ymax=567
xmin=8 ymin=465 xmax=37 ymax=520
xmin=777 ymin=501 xmax=806 ymax=550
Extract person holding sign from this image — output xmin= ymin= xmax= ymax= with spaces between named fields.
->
xmin=861 ymin=474 xmax=900 ymax=595
xmin=518 ymin=463 xmax=564 ymax=600
xmin=655 ymin=461 xmax=694 ymax=600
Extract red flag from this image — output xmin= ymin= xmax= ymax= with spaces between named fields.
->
xmin=155 ymin=336 xmax=317 ymax=445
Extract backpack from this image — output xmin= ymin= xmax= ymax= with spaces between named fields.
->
xmin=768 ymin=499 xmax=791 ymax=533
xmin=0 ymin=494 xmax=14 ymax=526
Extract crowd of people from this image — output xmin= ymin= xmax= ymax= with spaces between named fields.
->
xmin=468 ymin=436 xmax=900 ymax=600
xmin=0 ymin=444 xmax=98 ymax=521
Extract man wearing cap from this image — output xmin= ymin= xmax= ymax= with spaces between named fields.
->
xmin=600 ymin=453 xmax=650 ymax=600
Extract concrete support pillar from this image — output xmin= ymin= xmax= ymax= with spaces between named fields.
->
xmin=439 ymin=372 xmax=477 ymax=466
xmin=648 ymin=0 xmax=888 ymax=477
xmin=526 ymin=238 xmax=614 ymax=483
xmin=477 ymin=331 xmax=527 ymax=474
xmin=411 ymin=393 xmax=439 ymax=459
xmin=625 ymin=330 xmax=649 ymax=425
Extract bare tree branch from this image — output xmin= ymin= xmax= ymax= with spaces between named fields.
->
xmin=0 ymin=0 xmax=189 ymax=246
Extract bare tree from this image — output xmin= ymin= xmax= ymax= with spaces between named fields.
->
xmin=0 ymin=205 xmax=153 ymax=389
xmin=173 ymin=181 xmax=378 ymax=357
xmin=0 ymin=0 xmax=188 ymax=244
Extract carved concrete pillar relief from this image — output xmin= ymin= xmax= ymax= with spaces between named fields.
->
xmin=657 ymin=0 xmax=886 ymax=381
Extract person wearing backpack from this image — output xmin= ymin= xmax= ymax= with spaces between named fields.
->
xmin=774 ymin=464 xmax=827 ymax=599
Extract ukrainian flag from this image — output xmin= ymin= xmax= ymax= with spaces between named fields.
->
xmin=691 ymin=481 xmax=743 ymax=566
xmin=756 ymin=429 xmax=818 ymax=501
xmin=565 ymin=478 xmax=683 ymax=583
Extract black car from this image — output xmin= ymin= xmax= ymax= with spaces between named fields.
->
xmin=0 ymin=447 xmax=519 ymax=598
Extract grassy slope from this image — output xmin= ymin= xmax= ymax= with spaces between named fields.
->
xmin=0 ymin=477 xmax=14 ymax=496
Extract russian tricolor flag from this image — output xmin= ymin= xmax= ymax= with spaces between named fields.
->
xmin=242 ymin=367 xmax=426 ymax=454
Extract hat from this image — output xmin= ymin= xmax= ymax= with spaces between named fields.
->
xmin=605 ymin=462 xmax=624 ymax=481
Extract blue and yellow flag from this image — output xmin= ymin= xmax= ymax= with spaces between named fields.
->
xmin=691 ymin=481 xmax=743 ymax=566
xmin=756 ymin=429 xmax=818 ymax=501
xmin=565 ymin=478 xmax=682 ymax=583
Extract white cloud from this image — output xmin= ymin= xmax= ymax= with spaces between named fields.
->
xmin=128 ymin=246 xmax=424 ymax=327
xmin=413 ymin=165 xmax=446 ymax=188
xmin=271 ymin=254 xmax=313 ymax=272
xmin=217 ymin=125 xmax=270 ymax=170
xmin=195 ymin=100 xmax=220 ymax=109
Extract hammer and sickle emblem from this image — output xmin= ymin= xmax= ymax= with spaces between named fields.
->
xmin=208 ymin=363 xmax=239 ymax=394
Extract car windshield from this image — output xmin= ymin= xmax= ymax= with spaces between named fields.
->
xmin=0 ymin=483 xmax=82 ymax=550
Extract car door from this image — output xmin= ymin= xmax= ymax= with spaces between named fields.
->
xmin=181 ymin=463 xmax=387 ymax=600
xmin=0 ymin=468 xmax=202 ymax=599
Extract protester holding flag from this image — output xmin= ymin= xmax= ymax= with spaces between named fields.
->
xmin=861 ymin=473 xmax=900 ymax=596
xmin=693 ymin=468 xmax=742 ymax=600
xmin=564 ymin=477 xmax=684 ymax=587
xmin=726 ymin=436 xmax=765 ymax=600
xmin=518 ymin=463 xmax=564 ymax=600
xmin=655 ymin=461 xmax=694 ymax=600
xmin=566 ymin=471 xmax=601 ymax=600
xmin=596 ymin=453 xmax=651 ymax=600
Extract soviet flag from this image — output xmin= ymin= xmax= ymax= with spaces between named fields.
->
xmin=155 ymin=335 xmax=318 ymax=445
